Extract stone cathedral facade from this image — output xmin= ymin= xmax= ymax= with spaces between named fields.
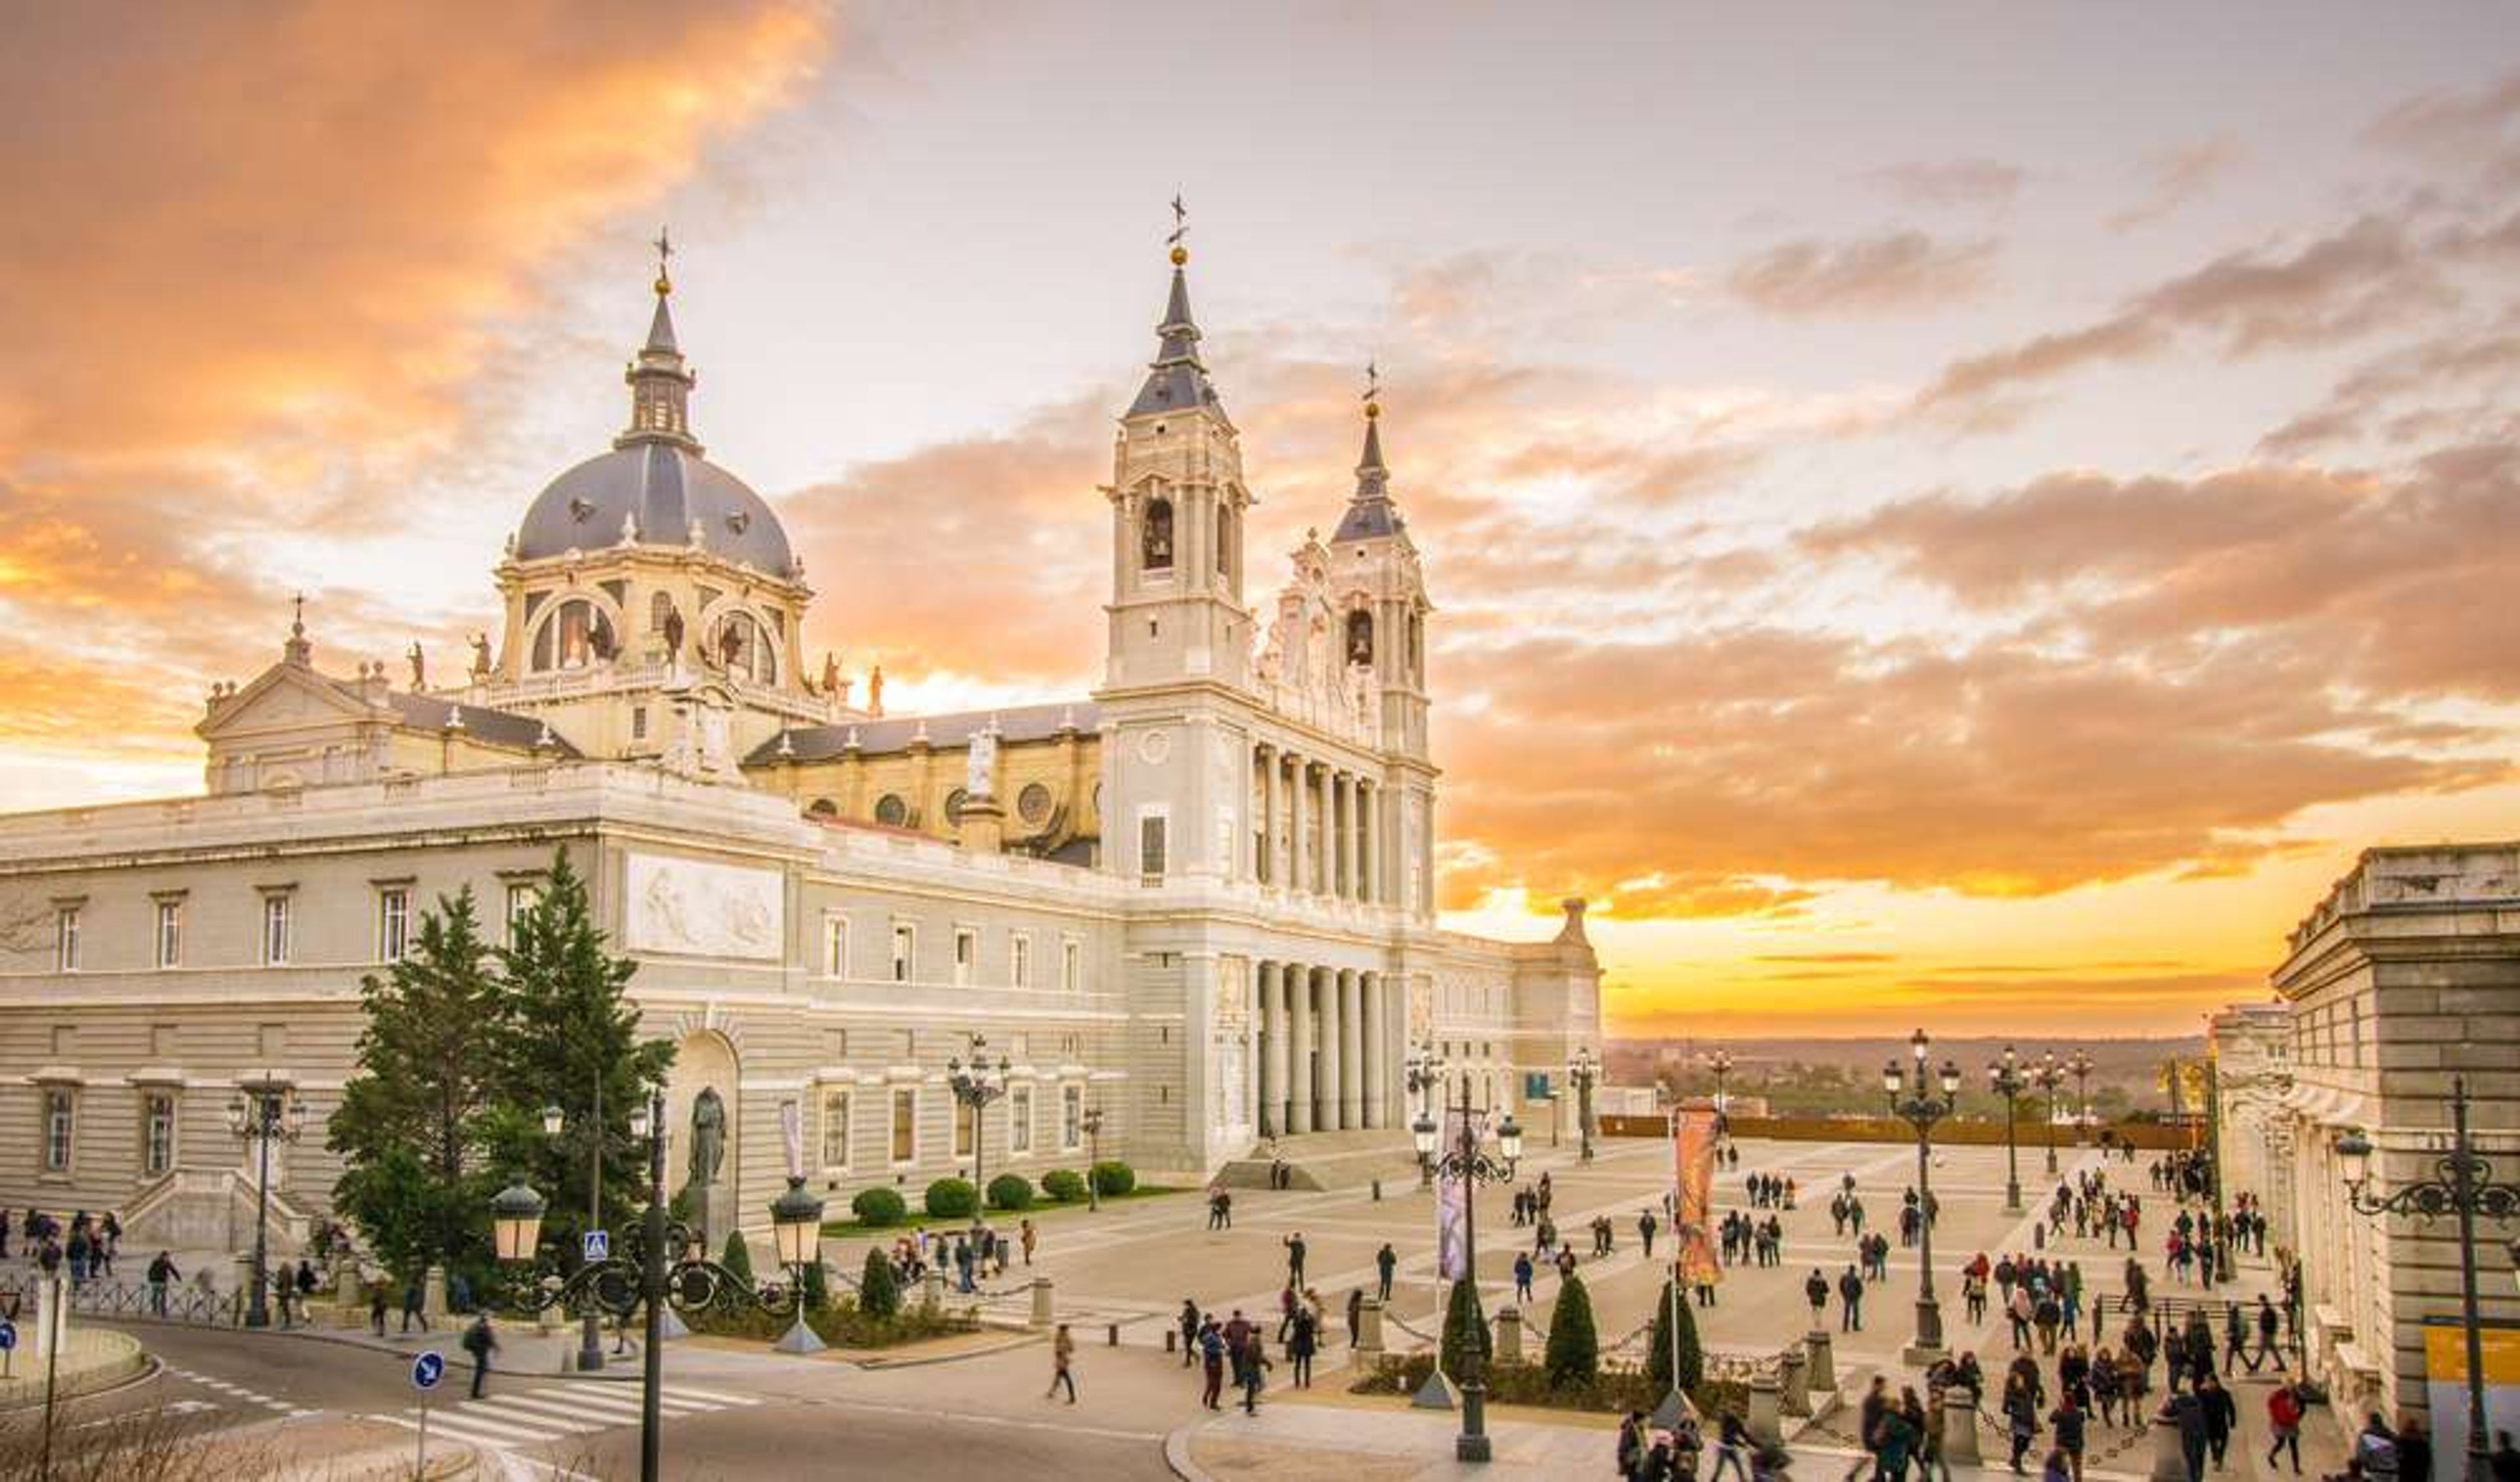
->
xmin=0 ymin=243 xmax=1601 ymax=1254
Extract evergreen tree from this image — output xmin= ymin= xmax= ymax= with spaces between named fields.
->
xmin=1647 ymin=1279 xmax=1705 ymax=1394
xmin=1544 ymin=1272 xmax=1601 ymax=1387
xmin=327 ymin=888 xmax=513 ymax=1277
xmin=1440 ymin=1277 xmax=1492 ymax=1380
xmin=801 ymin=1257 xmax=830 ymax=1312
xmin=859 ymin=1246 xmax=900 ymax=1319
xmin=495 ymin=849 xmax=674 ymax=1260
xmin=719 ymin=1230 xmax=755 ymax=1286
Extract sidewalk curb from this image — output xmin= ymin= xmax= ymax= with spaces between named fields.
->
xmin=96 ymin=1315 xmax=648 ymax=1381
xmin=854 ymin=1331 xmax=1044 ymax=1369
xmin=1162 ymin=1417 xmax=1219 ymax=1482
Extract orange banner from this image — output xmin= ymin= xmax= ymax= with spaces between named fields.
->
xmin=1673 ymin=1100 xmax=1721 ymax=1288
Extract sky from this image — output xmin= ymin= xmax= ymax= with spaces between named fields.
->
xmin=3 ymin=3 xmax=2517 ymax=1038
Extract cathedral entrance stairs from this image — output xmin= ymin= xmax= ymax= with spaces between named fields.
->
xmin=1213 ymin=1130 xmax=1419 ymax=1192
xmin=119 ymin=1166 xmax=315 ymax=1256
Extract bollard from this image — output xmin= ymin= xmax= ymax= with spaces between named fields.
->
xmin=422 ymin=1264 xmax=448 ymax=1325
xmin=1165 ymin=1328 xmax=1177 ymax=1354
xmin=1356 ymin=1296 xmax=1386 ymax=1361
xmin=1107 ymin=1322 xmax=1120 ymax=1347
xmin=1372 ymin=1179 xmax=1383 ymax=1202
xmin=1781 ymin=1350 xmax=1811 ymax=1418
xmin=1030 ymin=1277 xmax=1055 ymax=1329
xmin=1804 ymin=1330 xmax=1836 ymax=1394
xmin=333 ymin=1257 xmax=364 ymax=1314
xmin=1748 ymin=1375 xmax=1783 ymax=1447
xmin=921 ymin=1268 xmax=944 ymax=1313
xmin=1494 ymin=1306 xmax=1522 ymax=1365
xmin=1940 ymin=1390 xmax=1982 ymax=1467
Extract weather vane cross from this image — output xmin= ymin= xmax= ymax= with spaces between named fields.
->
xmin=1363 ymin=357 xmax=1382 ymax=404
xmin=652 ymin=226 xmax=674 ymax=292
xmin=1167 ymin=194 xmax=1188 ymax=247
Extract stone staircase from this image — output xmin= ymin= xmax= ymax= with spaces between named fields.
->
xmin=1212 ymin=1129 xmax=1421 ymax=1191
xmin=118 ymin=1166 xmax=316 ymax=1255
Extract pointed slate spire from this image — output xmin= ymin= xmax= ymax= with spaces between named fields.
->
xmin=618 ymin=228 xmax=701 ymax=452
xmin=1334 ymin=375 xmax=1404 ymax=542
xmin=1127 ymin=214 xmax=1227 ymax=419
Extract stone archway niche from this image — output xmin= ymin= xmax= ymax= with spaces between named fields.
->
xmin=663 ymin=1029 xmax=741 ymax=1250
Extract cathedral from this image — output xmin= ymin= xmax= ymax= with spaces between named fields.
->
xmin=0 ymin=237 xmax=1601 ymax=1255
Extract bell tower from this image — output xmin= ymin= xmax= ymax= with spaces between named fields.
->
xmin=1101 ymin=222 xmax=1253 ymax=693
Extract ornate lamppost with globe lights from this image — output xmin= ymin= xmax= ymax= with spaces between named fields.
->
xmin=1704 ymin=1048 xmax=1734 ymax=1114
xmin=1412 ymin=1080 xmax=1523 ymax=1464
xmin=2334 ymin=1077 xmax=2520 ymax=1482
xmin=225 ymin=1075 xmax=304 ymax=1329
xmin=1406 ymin=1044 xmax=1446 ymax=1189
xmin=948 ymin=1034 xmax=1012 ymax=1216
xmin=1988 ymin=1046 xmax=2028 ymax=1215
xmin=493 ymin=1090 xmax=825 ymax=1482
xmin=2033 ymin=1050 xmax=2064 ymax=1177
xmin=2066 ymin=1048 xmax=2095 ymax=1144
xmin=1883 ymin=1029 xmax=1962 ymax=1362
xmin=1566 ymin=1047 xmax=1600 ymax=1162
xmin=1081 ymin=1105 xmax=1106 ymax=1210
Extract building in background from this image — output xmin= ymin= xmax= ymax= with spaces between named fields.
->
xmin=0 ymin=240 xmax=1600 ymax=1257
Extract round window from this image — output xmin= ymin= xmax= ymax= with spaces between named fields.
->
xmin=873 ymin=794 xmax=908 ymax=828
xmin=945 ymin=788 xmax=969 ymax=824
xmin=1017 ymin=782 xmax=1054 ymax=826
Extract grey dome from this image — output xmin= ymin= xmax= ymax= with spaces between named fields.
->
xmin=515 ymin=442 xmax=793 ymax=573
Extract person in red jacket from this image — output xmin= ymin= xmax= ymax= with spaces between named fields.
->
xmin=2265 ymin=1383 xmax=2305 ymax=1475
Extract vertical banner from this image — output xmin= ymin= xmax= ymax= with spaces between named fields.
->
xmin=1437 ymin=1107 xmax=1473 ymax=1281
xmin=780 ymin=1097 xmax=805 ymax=1179
xmin=1672 ymin=1099 xmax=1721 ymax=1289
xmin=2423 ymin=1321 xmax=2520 ymax=1466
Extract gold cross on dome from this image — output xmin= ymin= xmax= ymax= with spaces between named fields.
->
xmin=1363 ymin=357 xmax=1382 ymax=403
xmin=1167 ymin=194 xmax=1188 ymax=246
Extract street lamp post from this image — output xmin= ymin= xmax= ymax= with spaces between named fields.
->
xmin=537 ymin=1091 xmax=612 ymax=1373
xmin=1081 ymin=1107 xmax=1105 ymax=1210
xmin=1567 ymin=1048 xmax=1599 ymax=1163
xmin=947 ymin=1034 xmax=1011 ymax=1217
xmin=2067 ymin=1049 xmax=2095 ymax=1145
xmin=1406 ymin=1044 xmax=1445 ymax=1190
xmin=1989 ymin=1046 xmax=2027 ymax=1216
xmin=2034 ymin=1050 xmax=2063 ymax=1178
xmin=494 ymin=1088 xmax=824 ymax=1482
xmin=1412 ymin=1076 xmax=1523 ymax=1464
xmin=1883 ymin=1028 xmax=1961 ymax=1363
xmin=224 ymin=1076 xmax=303 ymax=1329
xmin=2335 ymin=1076 xmax=2520 ymax=1482
xmin=1704 ymin=1048 xmax=1734 ymax=1115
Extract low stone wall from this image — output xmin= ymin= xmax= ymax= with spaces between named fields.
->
xmin=1598 ymin=1112 xmax=2193 ymax=1151
xmin=0 ymin=1328 xmax=148 ymax=1410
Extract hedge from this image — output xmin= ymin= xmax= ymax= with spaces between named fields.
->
xmin=851 ymin=1187 xmax=908 ymax=1228
xmin=1041 ymin=1169 xmax=1087 ymax=1202
xmin=924 ymin=1177 xmax=978 ymax=1219
xmin=860 ymin=1246 xmax=900 ymax=1319
xmin=986 ymin=1173 xmax=1035 ymax=1211
xmin=1089 ymin=1160 xmax=1136 ymax=1197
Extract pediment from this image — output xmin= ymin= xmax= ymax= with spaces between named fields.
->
xmin=196 ymin=662 xmax=379 ymax=743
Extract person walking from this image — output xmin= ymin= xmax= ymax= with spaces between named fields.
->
xmin=1839 ymin=1264 xmax=1864 ymax=1332
xmin=2004 ymin=1373 xmax=2043 ymax=1475
xmin=1289 ymin=1307 xmax=1316 ymax=1388
xmin=2050 ymin=1391 xmax=2088 ymax=1482
xmin=146 ymin=1251 xmax=178 ymax=1318
xmin=1805 ymin=1269 xmax=1829 ymax=1327
xmin=1845 ymin=1377 xmax=1889 ymax=1482
xmin=2266 ymin=1382 xmax=2305 ymax=1475
xmin=461 ymin=1312 xmax=498 ymax=1399
xmin=1713 ymin=1405 xmax=1752 ymax=1482
xmin=400 ymin=1273 xmax=427 ymax=1333
xmin=1178 ymin=1299 xmax=1201 ymax=1368
xmin=1376 ymin=1242 xmax=1398 ymax=1302
xmin=2170 ymin=1388 xmax=2209 ymax=1482
xmin=1020 ymin=1218 xmax=1037 ymax=1267
xmin=1238 ymin=1334 xmax=1271 ymax=1414
xmin=1045 ymin=1323 xmax=1078 ymax=1403
xmin=1282 ymin=1231 xmax=1307 ymax=1285
xmin=2254 ymin=1295 xmax=2288 ymax=1373
xmin=369 ymin=1282 xmax=390 ymax=1336
xmin=1346 ymin=1287 xmax=1364 ymax=1347
xmin=1514 ymin=1252 xmax=1536 ymax=1304
xmin=1198 ymin=1320 xmax=1227 ymax=1409
xmin=1641 ymin=1208 xmax=1660 ymax=1260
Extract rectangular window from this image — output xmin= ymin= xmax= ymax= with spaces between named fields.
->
xmin=891 ymin=924 xmax=915 ymax=983
xmin=261 ymin=895 xmax=292 ymax=966
xmin=953 ymin=928 xmax=977 ymax=986
xmin=1062 ymin=939 xmax=1082 ymax=993
xmin=1010 ymin=933 xmax=1032 ymax=989
xmin=891 ymin=1088 xmax=917 ymax=1164
xmin=53 ymin=908 xmax=79 ymax=972
xmin=142 ymin=1092 xmax=177 ymax=1177
xmin=1060 ymin=1085 xmax=1083 ymax=1151
xmin=1010 ymin=1086 xmax=1034 ymax=1154
xmin=822 ymin=916 xmax=849 ymax=978
xmin=505 ymin=883 xmax=538 ymax=945
xmin=820 ymin=1090 xmax=851 ymax=1171
xmin=1139 ymin=814 xmax=1167 ymax=883
xmin=631 ymin=706 xmax=649 ymax=741
xmin=155 ymin=901 xmax=183 ymax=969
xmin=42 ymin=1089 xmax=74 ymax=1172
xmin=378 ymin=889 xmax=411 ymax=963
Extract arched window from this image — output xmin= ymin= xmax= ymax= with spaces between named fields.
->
xmin=944 ymin=788 xmax=969 ymax=824
xmin=1215 ymin=505 xmax=1232 ymax=576
xmin=1345 ymin=609 xmax=1374 ymax=666
xmin=1017 ymin=782 xmax=1054 ymax=826
xmin=709 ymin=610 xmax=777 ymax=684
xmin=530 ymin=598 xmax=616 ymax=671
xmin=1143 ymin=497 xmax=1174 ymax=571
xmin=650 ymin=591 xmax=675 ymax=631
xmin=873 ymin=794 xmax=909 ymax=828
xmin=807 ymin=798 xmax=839 ymax=820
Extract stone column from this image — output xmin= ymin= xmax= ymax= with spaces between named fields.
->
xmin=1362 ymin=780 xmax=1381 ymax=904
xmin=1288 ymin=966 xmax=1314 ymax=1134
xmin=1339 ymin=969 xmax=1364 ymax=1129
xmin=1319 ymin=766 xmax=1336 ymax=894
xmin=1362 ymin=970 xmax=1387 ymax=1130
xmin=1335 ymin=773 xmax=1354 ymax=899
xmin=1289 ymin=755 xmax=1310 ymax=894
xmin=1261 ymin=962 xmax=1288 ymax=1137
xmin=1261 ymin=745 xmax=1281 ymax=888
xmin=1316 ymin=966 xmax=1345 ymax=1132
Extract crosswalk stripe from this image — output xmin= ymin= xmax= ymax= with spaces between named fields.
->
xmin=472 ymin=1394 xmax=637 ymax=1426
xmin=463 ymin=1399 xmax=607 ymax=1433
xmin=522 ymin=1386 xmax=649 ymax=1414
xmin=377 ymin=1410 xmax=555 ymax=1447
xmin=654 ymin=1383 xmax=759 ymax=1407
xmin=514 ymin=1386 xmax=716 ymax=1419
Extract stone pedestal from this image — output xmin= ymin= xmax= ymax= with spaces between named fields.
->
xmin=2150 ymin=1414 xmax=2189 ymax=1482
xmin=1942 ymin=1393 xmax=1983 ymax=1467
xmin=700 ymin=1184 xmax=736 ymax=1257
xmin=1494 ymin=1307 xmax=1522 ymax=1365
xmin=960 ymin=796 xmax=1006 ymax=853
xmin=1356 ymin=1296 xmax=1385 ymax=1362
xmin=1748 ymin=1376 xmax=1783 ymax=1446
xmin=332 ymin=1258 xmax=364 ymax=1313
xmin=421 ymin=1265 xmax=447 ymax=1324
xmin=1804 ymin=1330 xmax=1836 ymax=1393
xmin=1029 ymin=1277 xmax=1055 ymax=1329
xmin=921 ymin=1268 xmax=945 ymax=1313
xmin=1781 ymin=1351 xmax=1811 ymax=1417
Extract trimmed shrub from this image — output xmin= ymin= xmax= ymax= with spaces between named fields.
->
xmin=1544 ymin=1273 xmax=1600 ymax=1387
xmin=1041 ymin=1168 xmax=1087 ymax=1202
xmin=1440 ymin=1278 xmax=1492 ymax=1381
xmin=986 ymin=1173 xmax=1034 ymax=1211
xmin=859 ymin=1245 xmax=900 ymax=1319
xmin=850 ymin=1187 xmax=908 ymax=1228
xmin=801 ymin=1257 xmax=831 ymax=1311
xmin=1089 ymin=1160 xmax=1136 ymax=1198
xmin=923 ymin=1177 xmax=978 ymax=1219
xmin=1645 ymin=1279 xmax=1704 ymax=1393
xmin=719 ymin=1231 xmax=755 ymax=1286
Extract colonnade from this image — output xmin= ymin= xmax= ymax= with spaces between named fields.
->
xmin=1253 ymin=961 xmax=1401 ymax=1137
xmin=1251 ymin=742 xmax=1384 ymax=903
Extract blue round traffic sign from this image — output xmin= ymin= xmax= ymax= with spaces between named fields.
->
xmin=411 ymin=1351 xmax=444 ymax=1391
xmin=0 ymin=1319 xmax=16 ymax=1351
